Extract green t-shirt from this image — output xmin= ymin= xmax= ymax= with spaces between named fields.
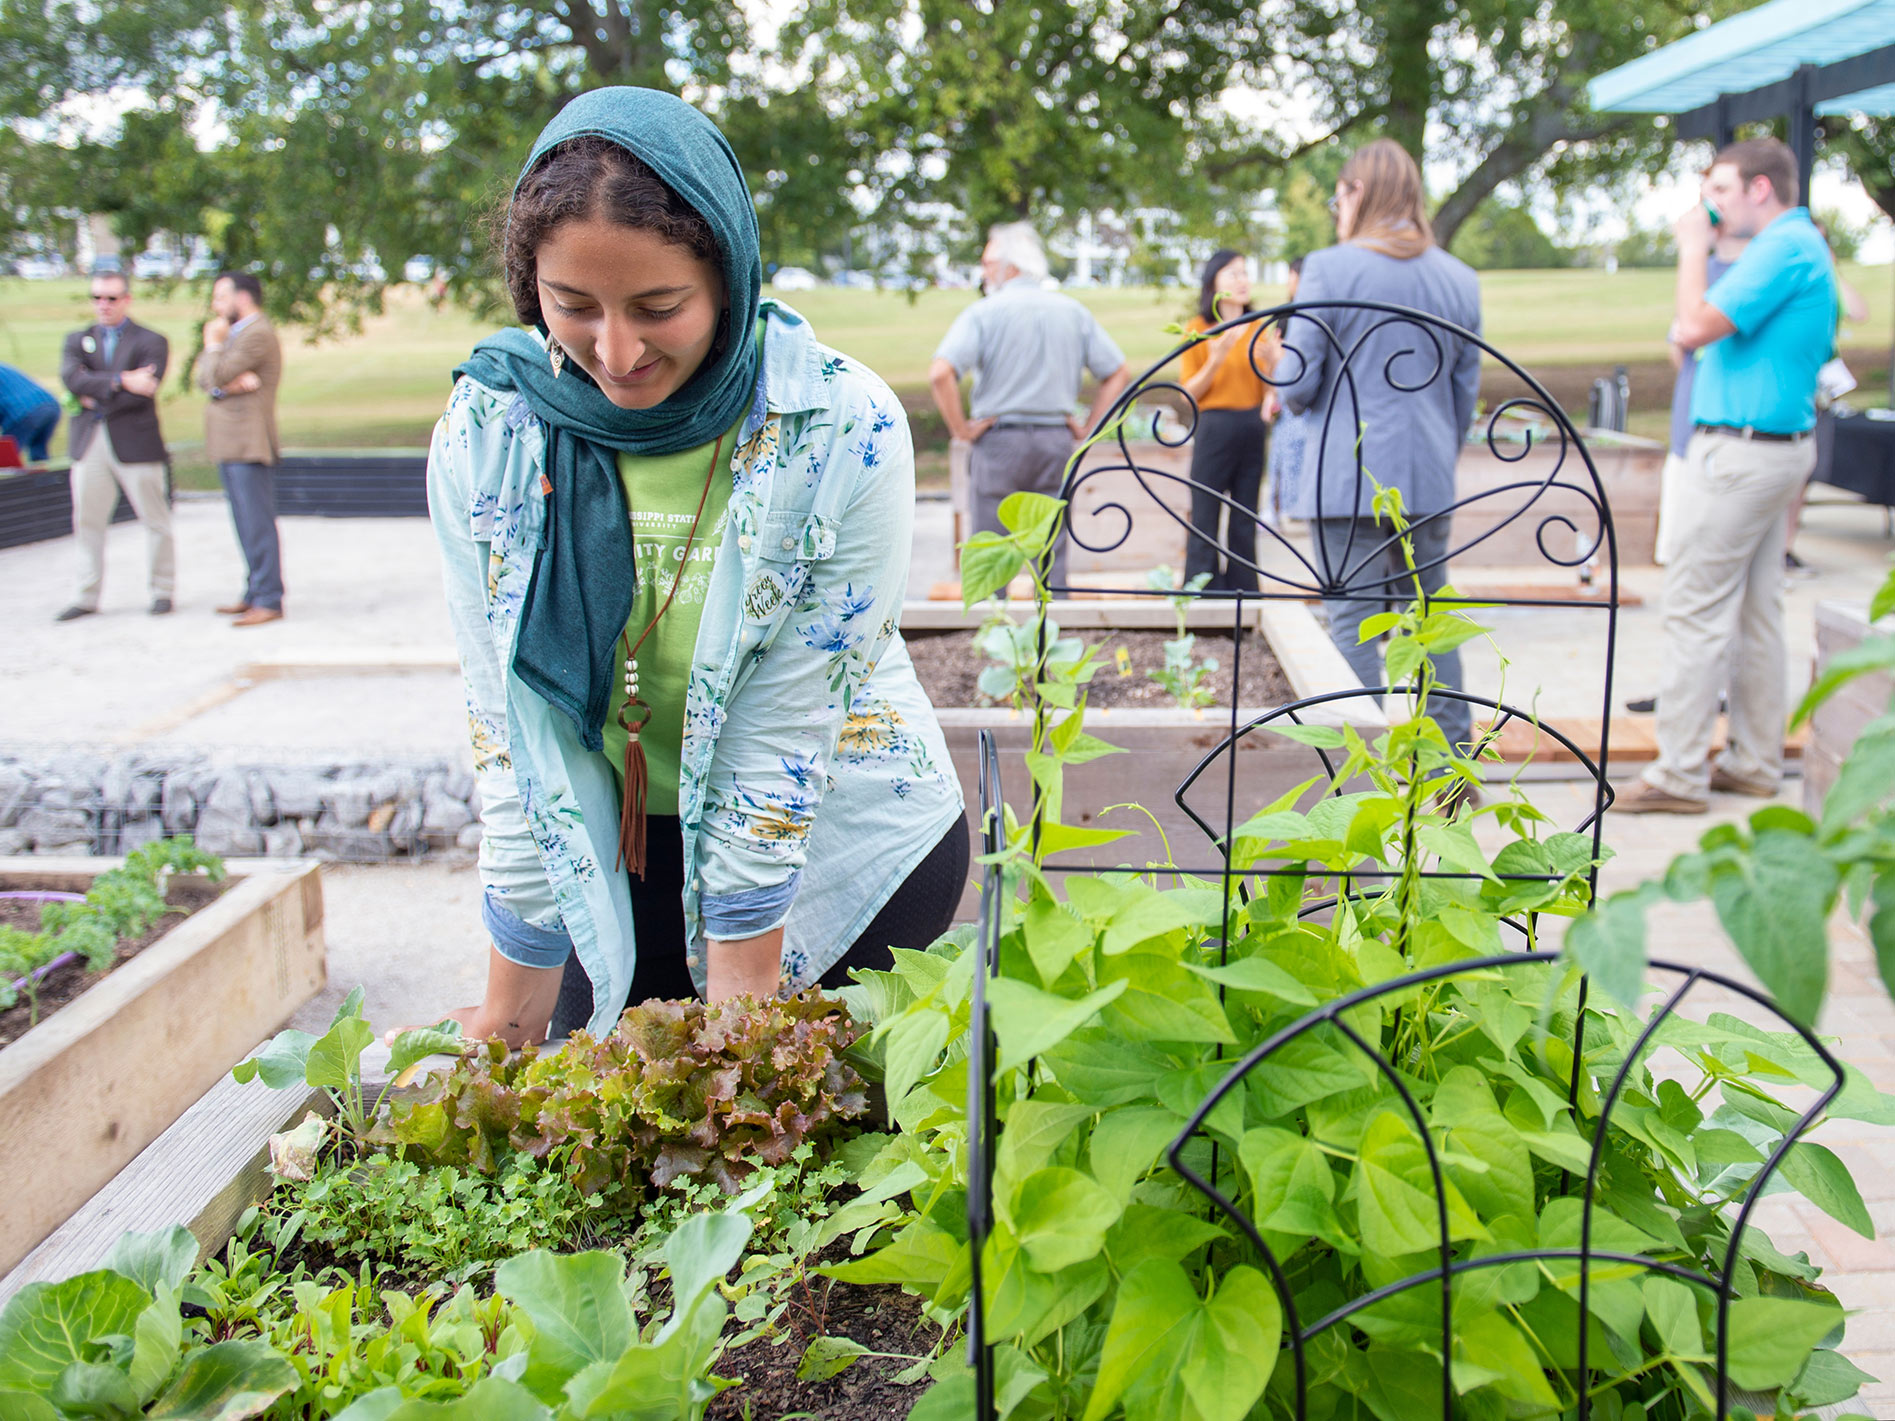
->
xmin=601 ymin=422 xmax=738 ymax=817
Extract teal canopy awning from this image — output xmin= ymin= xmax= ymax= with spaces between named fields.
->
xmin=1588 ymin=0 xmax=1895 ymax=120
xmin=1586 ymin=0 xmax=1895 ymax=209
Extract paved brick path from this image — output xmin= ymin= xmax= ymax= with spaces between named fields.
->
xmin=1519 ymin=782 xmax=1895 ymax=1413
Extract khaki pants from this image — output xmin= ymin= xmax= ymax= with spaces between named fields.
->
xmin=71 ymin=432 xmax=174 ymax=609
xmin=1645 ymin=430 xmax=1814 ymax=799
xmin=1653 ymin=451 xmax=1689 ymax=566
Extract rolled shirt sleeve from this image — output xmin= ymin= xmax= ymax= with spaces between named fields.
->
xmin=483 ymin=889 xmax=573 ymax=968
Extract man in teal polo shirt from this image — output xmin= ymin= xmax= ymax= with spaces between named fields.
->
xmin=1621 ymin=138 xmax=1836 ymax=813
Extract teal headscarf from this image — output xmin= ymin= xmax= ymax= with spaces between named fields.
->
xmin=455 ymin=87 xmax=764 ymax=751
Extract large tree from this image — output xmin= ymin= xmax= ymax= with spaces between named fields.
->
xmin=0 ymin=0 xmax=767 ymax=322
xmin=771 ymin=0 xmax=1290 ymax=254
xmin=1228 ymin=0 xmax=1754 ymax=247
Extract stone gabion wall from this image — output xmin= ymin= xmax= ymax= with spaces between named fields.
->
xmin=0 ymin=752 xmax=482 ymax=860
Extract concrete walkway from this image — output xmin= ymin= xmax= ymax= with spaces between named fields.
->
xmin=4 ymin=487 xmax=1887 ymax=760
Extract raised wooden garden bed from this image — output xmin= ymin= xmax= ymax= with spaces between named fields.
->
xmin=0 ymin=857 xmax=326 ymax=1275
xmin=0 ymin=465 xmax=139 ymax=550
xmin=901 ymin=599 xmax=1380 ymax=899
xmin=275 ymin=450 xmax=428 ymax=517
xmin=1806 ymin=599 xmax=1892 ymax=814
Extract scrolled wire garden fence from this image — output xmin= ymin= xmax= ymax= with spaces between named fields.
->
xmin=958 ymin=299 xmax=1846 ymax=1420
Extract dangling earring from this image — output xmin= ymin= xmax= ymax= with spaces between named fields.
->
xmin=547 ymin=337 xmax=566 ymax=379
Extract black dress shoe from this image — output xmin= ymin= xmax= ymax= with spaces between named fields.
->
xmin=149 ymin=598 xmax=173 ymax=615
xmin=54 ymin=605 xmax=96 ymax=622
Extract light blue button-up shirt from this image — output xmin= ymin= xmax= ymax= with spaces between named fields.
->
xmin=429 ymin=301 xmax=964 ymax=1033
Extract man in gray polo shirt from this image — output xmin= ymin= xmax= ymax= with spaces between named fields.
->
xmin=930 ymin=222 xmax=1130 ymax=587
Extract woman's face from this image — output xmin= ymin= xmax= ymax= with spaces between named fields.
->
xmin=1333 ymin=178 xmax=1364 ymax=241
xmin=1212 ymin=258 xmax=1251 ymax=312
xmin=535 ymin=216 xmax=726 ymax=410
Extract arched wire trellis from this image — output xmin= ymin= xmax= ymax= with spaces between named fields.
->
xmin=958 ymin=300 xmax=1845 ymax=1420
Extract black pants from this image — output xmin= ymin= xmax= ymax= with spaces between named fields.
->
xmin=1184 ymin=407 xmax=1267 ymax=593
xmin=551 ymin=811 xmax=971 ymax=1036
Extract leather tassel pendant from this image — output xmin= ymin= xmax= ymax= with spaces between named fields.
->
xmin=617 ymin=724 xmax=649 ymax=878
xmin=617 ymin=648 xmax=650 ymax=878
xmin=612 ymin=434 xmax=721 ymax=883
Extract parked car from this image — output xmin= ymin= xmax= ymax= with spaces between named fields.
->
xmin=831 ymin=269 xmax=875 ymax=289
xmin=771 ymin=266 xmax=818 ymax=291
xmin=403 ymin=256 xmax=436 ymax=284
xmin=11 ymin=256 xmax=68 ymax=280
xmin=88 ymin=255 xmax=123 ymax=277
xmin=185 ymin=253 xmax=221 ymax=280
xmin=131 ymin=251 xmax=180 ymax=279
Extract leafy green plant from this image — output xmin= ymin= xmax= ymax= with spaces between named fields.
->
xmin=383 ymin=993 xmax=869 ymax=1198
xmin=973 ymin=614 xmax=1100 ymax=712
xmin=234 ymin=986 xmax=465 ymax=1150
xmin=1143 ymin=565 xmax=1219 ymax=712
xmin=633 ymin=1141 xmax=847 ymax=1345
xmin=0 ymin=838 xmax=224 ymax=1019
xmin=0 ymin=1224 xmax=296 ymax=1420
xmin=329 ymin=1195 xmax=759 ymax=1421
xmin=851 ymin=489 xmax=1886 ymax=1419
xmin=1570 ymin=558 xmax=1895 ymax=1028
xmin=189 ymin=1208 xmax=517 ymax=1419
xmin=274 ymin=1151 xmax=621 ymax=1286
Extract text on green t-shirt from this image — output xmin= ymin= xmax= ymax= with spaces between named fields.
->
xmin=601 ymin=421 xmax=738 ymax=817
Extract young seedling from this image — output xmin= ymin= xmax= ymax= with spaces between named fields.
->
xmin=234 ymin=986 xmax=464 ymax=1153
xmin=1143 ymin=564 xmax=1219 ymax=711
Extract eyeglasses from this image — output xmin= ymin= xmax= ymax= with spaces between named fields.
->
xmin=1326 ymin=196 xmax=1340 ymax=217
xmin=90 ymin=293 xmax=126 ymax=304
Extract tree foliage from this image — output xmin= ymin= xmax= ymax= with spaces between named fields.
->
xmin=1448 ymin=199 xmax=1572 ymax=270
xmin=2 ymin=0 xmax=1889 ymax=324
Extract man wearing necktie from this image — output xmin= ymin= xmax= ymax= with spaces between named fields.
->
xmin=56 ymin=270 xmax=174 ymax=621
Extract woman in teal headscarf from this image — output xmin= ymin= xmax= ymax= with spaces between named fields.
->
xmin=425 ymin=88 xmax=966 ymax=1045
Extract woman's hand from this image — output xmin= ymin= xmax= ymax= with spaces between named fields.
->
xmin=1208 ymin=323 xmax=1248 ymax=365
xmin=388 ymin=946 xmax=563 ymax=1051
xmin=706 ymin=928 xmax=784 ymax=1002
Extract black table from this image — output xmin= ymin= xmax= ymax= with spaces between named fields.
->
xmin=1816 ymin=408 xmax=1895 ymax=509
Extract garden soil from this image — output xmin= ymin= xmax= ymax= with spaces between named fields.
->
xmin=0 ymin=875 xmax=232 ymax=1047
xmin=907 ymin=626 xmax=1291 ymax=710
xmin=707 ymin=1276 xmax=936 ymax=1420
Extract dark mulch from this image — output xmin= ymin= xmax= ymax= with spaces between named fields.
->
xmin=907 ymin=626 xmax=1291 ymax=711
xmin=708 ymin=1274 xmax=939 ymax=1421
xmin=0 ymin=876 xmax=233 ymax=1047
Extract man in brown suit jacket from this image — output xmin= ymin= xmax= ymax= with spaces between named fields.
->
xmin=195 ymin=271 xmax=285 ymax=626
xmin=56 ymin=270 xmax=174 ymax=621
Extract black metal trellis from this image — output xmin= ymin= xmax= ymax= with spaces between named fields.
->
xmin=958 ymin=300 xmax=1844 ymax=1420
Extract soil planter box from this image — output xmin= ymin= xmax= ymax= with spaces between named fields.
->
xmin=0 ymin=857 xmax=326 ymax=1275
xmin=902 ymin=600 xmax=1379 ymax=899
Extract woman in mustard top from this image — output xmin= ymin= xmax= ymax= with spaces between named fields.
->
xmin=1178 ymin=250 xmax=1275 ymax=592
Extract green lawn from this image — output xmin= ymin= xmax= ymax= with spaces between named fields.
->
xmin=2 ymin=265 xmax=1888 ymax=487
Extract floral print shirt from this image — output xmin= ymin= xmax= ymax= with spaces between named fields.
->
xmin=429 ymin=301 xmax=963 ymax=1033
